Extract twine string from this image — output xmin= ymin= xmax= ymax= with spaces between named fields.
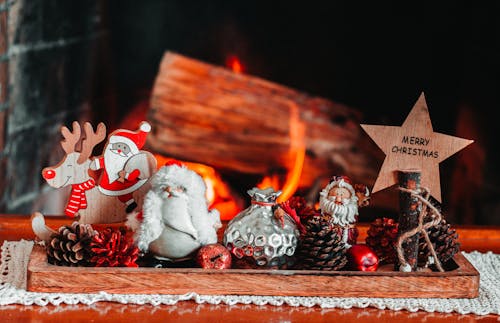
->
xmin=396 ymin=187 xmax=444 ymax=272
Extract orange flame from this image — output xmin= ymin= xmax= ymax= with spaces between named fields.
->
xmin=257 ymin=102 xmax=305 ymax=203
xmin=258 ymin=174 xmax=281 ymax=191
xmin=153 ymin=155 xmax=242 ymax=220
xmin=226 ymin=55 xmax=244 ymax=74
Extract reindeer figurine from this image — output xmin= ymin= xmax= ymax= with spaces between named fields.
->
xmin=36 ymin=121 xmax=156 ymax=224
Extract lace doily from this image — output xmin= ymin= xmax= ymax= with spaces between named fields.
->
xmin=1 ymin=240 xmax=499 ymax=315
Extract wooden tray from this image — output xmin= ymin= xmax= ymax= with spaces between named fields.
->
xmin=27 ymin=245 xmax=479 ymax=298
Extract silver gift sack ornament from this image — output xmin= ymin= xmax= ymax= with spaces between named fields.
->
xmin=223 ymin=187 xmax=299 ymax=269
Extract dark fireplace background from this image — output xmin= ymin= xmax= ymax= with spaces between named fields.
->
xmin=0 ymin=1 xmax=498 ymax=225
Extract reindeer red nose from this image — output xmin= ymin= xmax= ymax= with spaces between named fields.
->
xmin=42 ymin=169 xmax=56 ymax=180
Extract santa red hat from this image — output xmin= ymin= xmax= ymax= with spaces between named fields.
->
xmin=330 ymin=175 xmax=352 ymax=185
xmin=108 ymin=121 xmax=151 ymax=154
xmin=323 ymin=175 xmax=355 ymax=196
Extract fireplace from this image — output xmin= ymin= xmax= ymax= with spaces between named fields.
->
xmin=0 ymin=1 xmax=498 ymax=225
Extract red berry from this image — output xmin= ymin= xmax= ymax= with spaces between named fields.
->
xmin=347 ymin=244 xmax=379 ymax=272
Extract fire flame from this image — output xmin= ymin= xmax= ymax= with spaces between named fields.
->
xmin=153 ymin=155 xmax=242 ymax=220
xmin=257 ymin=102 xmax=305 ymax=203
xmin=226 ymin=55 xmax=244 ymax=74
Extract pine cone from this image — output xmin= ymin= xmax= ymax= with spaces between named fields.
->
xmin=365 ymin=217 xmax=399 ymax=264
xmin=90 ymin=227 xmax=139 ymax=267
xmin=418 ymin=219 xmax=460 ymax=266
xmin=47 ymin=222 xmax=96 ymax=266
xmin=427 ymin=195 xmax=442 ymax=214
xmin=295 ymin=216 xmax=348 ymax=270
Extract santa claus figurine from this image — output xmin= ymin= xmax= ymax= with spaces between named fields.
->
xmin=90 ymin=121 xmax=153 ymax=213
xmin=319 ymin=176 xmax=370 ymax=247
xmin=127 ymin=161 xmax=221 ymax=262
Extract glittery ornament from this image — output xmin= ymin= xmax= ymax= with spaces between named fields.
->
xmin=223 ymin=187 xmax=299 ymax=269
xmin=196 ymin=243 xmax=232 ymax=269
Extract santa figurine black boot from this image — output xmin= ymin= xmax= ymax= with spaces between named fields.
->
xmin=126 ymin=200 xmax=138 ymax=213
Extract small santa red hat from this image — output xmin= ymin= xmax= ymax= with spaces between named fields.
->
xmin=108 ymin=121 xmax=151 ymax=154
xmin=323 ymin=175 xmax=355 ymax=196
xmin=330 ymin=175 xmax=352 ymax=185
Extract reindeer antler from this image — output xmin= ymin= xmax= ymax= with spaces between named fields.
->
xmin=78 ymin=122 xmax=107 ymax=164
xmin=60 ymin=121 xmax=81 ymax=154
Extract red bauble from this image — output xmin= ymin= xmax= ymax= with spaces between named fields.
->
xmin=196 ymin=243 xmax=232 ymax=269
xmin=347 ymin=244 xmax=379 ymax=271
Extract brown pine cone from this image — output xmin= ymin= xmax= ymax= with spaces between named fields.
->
xmin=90 ymin=227 xmax=139 ymax=267
xmin=47 ymin=222 xmax=96 ymax=266
xmin=365 ymin=217 xmax=399 ymax=264
xmin=426 ymin=195 xmax=442 ymax=214
xmin=418 ymin=219 xmax=460 ymax=266
xmin=295 ymin=216 xmax=348 ymax=270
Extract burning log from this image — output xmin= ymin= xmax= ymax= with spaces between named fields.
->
xmin=147 ymin=51 xmax=383 ymax=191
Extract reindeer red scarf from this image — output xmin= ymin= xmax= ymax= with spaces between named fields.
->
xmin=64 ymin=179 xmax=96 ymax=217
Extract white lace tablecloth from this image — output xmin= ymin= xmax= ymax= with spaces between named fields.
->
xmin=1 ymin=240 xmax=499 ymax=315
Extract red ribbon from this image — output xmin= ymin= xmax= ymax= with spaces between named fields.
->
xmin=251 ymin=201 xmax=276 ymax=207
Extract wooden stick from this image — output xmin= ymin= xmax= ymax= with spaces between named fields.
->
xmin=397 ymin=187 xmax=445 ymax=272
xmin=396 ymin=170 xmax=421 ymax=271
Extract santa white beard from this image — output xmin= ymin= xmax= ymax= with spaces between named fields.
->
xmin=319 ymin=196 xmax=358 ymax=227
xmin=160 ymin=191 xmax=198 ymax=239
xmin=103 ymin=148 xmax=130 ymax=183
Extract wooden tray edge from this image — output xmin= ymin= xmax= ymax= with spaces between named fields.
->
xmin=27 ymin=245 xmax=479 ymax=298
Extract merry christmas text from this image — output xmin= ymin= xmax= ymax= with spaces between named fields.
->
xmin=391 ymin=136 xmax=438 ymax=158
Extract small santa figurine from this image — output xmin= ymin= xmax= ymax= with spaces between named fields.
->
xmin=319 ymin=176 xmax=370 ymax=247
xmin=90 ymin=121 xmax=152 ymax=213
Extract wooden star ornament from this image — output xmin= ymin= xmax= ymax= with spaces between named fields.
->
xmin=360 ymin=92 xmax=473 ymax=202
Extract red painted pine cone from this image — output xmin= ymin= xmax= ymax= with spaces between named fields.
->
xmin=90 ymin=227 xmax=139 ymax=267
xmin=280 ymin=196 xmax=319 ymax=225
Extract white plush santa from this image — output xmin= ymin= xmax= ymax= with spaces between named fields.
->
xmin=91 ymin=121 xmax=151 ymax=213
xmin=127 ymin=161 xmax=221 ymax=260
